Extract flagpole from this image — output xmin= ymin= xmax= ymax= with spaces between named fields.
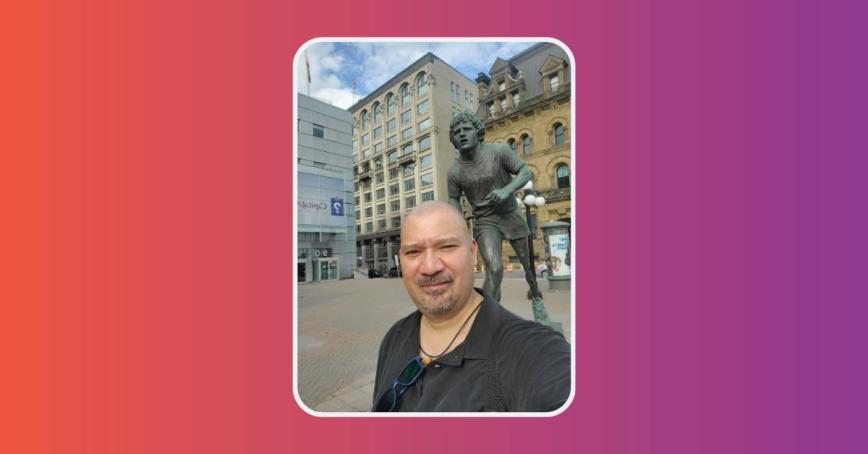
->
xmin=305 ymin=51 xmax=311 ymax=97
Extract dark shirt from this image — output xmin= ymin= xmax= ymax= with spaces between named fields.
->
xmin=372 ymin=289 xmax=571 ymax=412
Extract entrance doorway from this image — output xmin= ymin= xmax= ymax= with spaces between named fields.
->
xmin=314 ymin=258 xmax=338 ymax=281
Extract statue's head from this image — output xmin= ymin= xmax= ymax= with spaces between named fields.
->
xmin=449 ymin=111 xmax=485 ymax=149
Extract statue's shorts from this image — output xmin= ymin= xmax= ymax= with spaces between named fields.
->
xmin=472 ymin=206 xmax=530 ymax=242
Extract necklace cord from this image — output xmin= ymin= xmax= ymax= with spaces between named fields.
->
xmin=420 ymin=300 xmax=483 ymax=363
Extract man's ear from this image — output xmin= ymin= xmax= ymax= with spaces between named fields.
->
xmin=470 ymin=239 xmax=478 ymax=266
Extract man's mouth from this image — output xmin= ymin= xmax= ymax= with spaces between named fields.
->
xmin=419 ymin=278 xmax=452 ymax=293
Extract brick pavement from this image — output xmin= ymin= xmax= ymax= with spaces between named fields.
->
xmin=296 ymin=272 xmax=572 ymax=413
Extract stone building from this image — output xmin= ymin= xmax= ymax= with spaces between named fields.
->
xmin=475 ymin=42 xmax=573 ymax=268
xmin=297 ymin=94 xmax=357 ymax=281
xmin=350 ymin=53 xmax=478 ymax=272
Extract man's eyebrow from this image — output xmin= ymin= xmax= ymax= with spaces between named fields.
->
xmin=400 ymin=237 xmax=464 ymax=251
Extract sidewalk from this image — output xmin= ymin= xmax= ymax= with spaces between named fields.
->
xmin=296 ymin=273 xmax=571 ymax=412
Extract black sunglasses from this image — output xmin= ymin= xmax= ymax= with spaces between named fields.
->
xmin=373 ymin=356 xmax=426 ymax=412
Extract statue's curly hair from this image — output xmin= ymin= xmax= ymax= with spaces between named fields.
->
xmin=448 ymin=111 xmax=485 ymax=143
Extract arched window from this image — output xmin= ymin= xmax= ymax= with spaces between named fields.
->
xmin=400 ymin=83 xmax=411 ymax=107
xmin=385 ymin=93 xmax=396 ymax=116
xmin=373 ymin=102 xmax=381 ymax=123
xmin=556 ymin=164 xmax=570 ymax=189
xmin=553 ymin=123 xmax=565 ymax=145
xmin=416 ymin=72 xmax=428 ymax=97
xmin=521 ymin=134 xmax=532 ymax=155
xmin=508 ymin=138 xmax=517 ymax=153
xmin=361 ymin=110 xmax=369 ymax=130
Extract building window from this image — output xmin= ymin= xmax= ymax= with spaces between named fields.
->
xmin=416 ymin=99 xmax=429 ymax=116
xmin=378 ymin=219 xmax=387 ymax=231
xmin=388 ymin=152 xmax=398 ymax=165
xmin=550 ymin=75 xmax=559 ymax=93
xmin=522 ymin=134 xmax=532 ymax=155
xmin=375 ymin=157 xmax=382 ymax=168
xmin=390 ymin=184 xmax=399 ymax=196
xmin=390 ymin=200 xmax=400 ymax=211
xmin=364 ymin=193 xmax=372 ymax=203
xmin=386 ymin=118 xmax=396 ymax=132
xmin=377 ymin=203 xmax=385 ymax=214
xmin=422 ymin=191 xmax=434 ymax=202
xmin=420 ymin=173 xmax=433 ymax=187
xmin=556 ymin=164 xmax=570 ymax=189
xmin=404 ymin=178 xmax=415 ymax=191
xmin=498 ymin=80 xmax=506 ymax=92
xmin=465 ymin=90 xmax=472 ymax=110
xmin=357 ymin=225 xmax=361 ymax=233
xmin=362 ymin=133 xmax=370 ymax=145
xmin=401 ymin=127 xmax=413 ymax=141
xmin=375 ymin=173 xmax=384 ymax=184
xmin=554 ymin=123 xmax=565 ymax=145
xmin=403 ymin=163 xmax=415 ymax=177
xmin=386 ymin=135 xmax=397 ymax=147
xmin=376 ymin=189 xmax=385 ymax=200
xmin=365 ymin=222 xmax=373 ymax=232
xmin=499 ymin=97 xmax=507 ymax=113
xmin=401 ymin=110 xmax=412 ymax=124
xmin=512 ymin=92 xmax=520 ymax=109
xmin=373 ymin=126 xmax=382 ymax=139
xmin=450 ymin=81 xmax=460 ymax=102
xmin=364 ymin=207 xmax=372 ymax=217
xmin=400 ymin=83 xmax=411 ymax=107
xmin=312 ymin=123 xmax=324 ymax=138
xmin=352 ymin=123 xmax=357 ymax=136
xmin=401 ymin=143 xmax=413 ymax=156
xmin=418 ymin=136 xmax=431 ymax=151
xmin=418 ymin=118 xmax=431 ymax=132
xmin=352 ymin=139 xmax=359 ymax=149
xmin=386 ymin=93 xmax=396 ymax=116
xmin=375 ymin=102 xmax=383 ymax=123
xmin=405 ymin=196 xmax=416 ymax=209
xmin=488 ymin=102 xmax=495 ymax=118
xmin=361 ymin=110 xmax=369 ymax=129
xmin=508 ymin=138 xmax=517 ymax=153
xmin=416 ymin=72 xmax=428 ymax=97
xmin=374 ymin=142 xmax=384 ymax=153
xmin=354 ymin=196 xmax=359 ymax=205
xmin=391 ymin=216 xmax=401 ymax=228
xmin=420 ymin=154 xmax=432 ymax=168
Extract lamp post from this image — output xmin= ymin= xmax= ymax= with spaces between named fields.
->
xmin=519 ymin=182 xmax=560 ymax=331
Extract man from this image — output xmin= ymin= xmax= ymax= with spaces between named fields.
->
xmin=446 ymin=112 xmax=548 ymax=322
xmin=372 ymin=202 xmax=570 ymax=412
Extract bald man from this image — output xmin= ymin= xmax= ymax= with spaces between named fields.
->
xmin=372 ymin=201 xmax=570 ymax=412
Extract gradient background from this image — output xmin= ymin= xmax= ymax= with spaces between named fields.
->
xmin=2 ymin=0 xmax=867 ymax=452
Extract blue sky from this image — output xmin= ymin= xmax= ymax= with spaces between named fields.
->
xmin=297 ymin=41 xmax=538 ymax=109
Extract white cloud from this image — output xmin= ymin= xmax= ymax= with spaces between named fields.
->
xmin=297 ymin=41 xmax=537 ymax=110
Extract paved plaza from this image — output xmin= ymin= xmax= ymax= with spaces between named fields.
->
xmin=295 ymin=272 xmax=572 ymax=412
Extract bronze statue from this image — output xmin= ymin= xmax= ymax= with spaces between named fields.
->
xmin=446 ymin=112 xmax=552 ymax=325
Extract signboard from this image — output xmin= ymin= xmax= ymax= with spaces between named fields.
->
xmin=548 ymin=233 xmax=571 ymax=277
xmin=330 ymin=197 xmax=344 ymax=216
xmin=298 ymin=172 xmax=348 ymax=228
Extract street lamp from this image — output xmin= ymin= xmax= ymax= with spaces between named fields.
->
xmin=519 ymin=181 xmax=558 ymax=330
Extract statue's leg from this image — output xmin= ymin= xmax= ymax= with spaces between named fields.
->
xmin=509 ymin=237 xmax=551 ymax=324
xmin=509 ymin=237 xmax=542 ymax=299
xmin=476 ymin=229 xmax=504 ymax=302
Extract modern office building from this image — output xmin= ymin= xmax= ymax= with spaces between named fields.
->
xmin=350 ymin=53 xmax=478 ymax=272
xmin=297 ymin=94 xmax=356 ymax=281
xmin=475 ymin=42 xmax=573 ymax=268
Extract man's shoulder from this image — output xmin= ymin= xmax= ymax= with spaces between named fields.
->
xmin=493 ymin=310 xmax=568 ymax=353
xmin=380 ymin=310 xmax=420 ymax=345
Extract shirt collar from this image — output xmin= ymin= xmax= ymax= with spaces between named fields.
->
xmin=422 ymin=288 xmax=499 ymax=366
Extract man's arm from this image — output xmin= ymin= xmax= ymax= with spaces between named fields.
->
xmin=497 ymin=320 xmax=571 ymax=412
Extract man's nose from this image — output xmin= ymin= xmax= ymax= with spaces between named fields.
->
xmin=419 ymin=249 xmax=444 ymax=274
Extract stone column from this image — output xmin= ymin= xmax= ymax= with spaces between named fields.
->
xmin=372 ymin=242 xmax=381 ymax=270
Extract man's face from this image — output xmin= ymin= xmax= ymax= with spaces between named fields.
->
xmin=451 ymin=121 xmax=479 ymax=152
xmin=400 ymin=208 xmax=478 ymax=318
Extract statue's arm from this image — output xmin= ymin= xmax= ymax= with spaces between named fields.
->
xmin=488 ymin=145 xmax=533 ymax=203
xmin=447 ymin=169 xmax=463 ymax=212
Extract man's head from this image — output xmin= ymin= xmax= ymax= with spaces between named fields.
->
xmin=449 ymin=112 xmax=485 ymax=151
xmin=399 ymin=201 xmax=478 ymax=319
